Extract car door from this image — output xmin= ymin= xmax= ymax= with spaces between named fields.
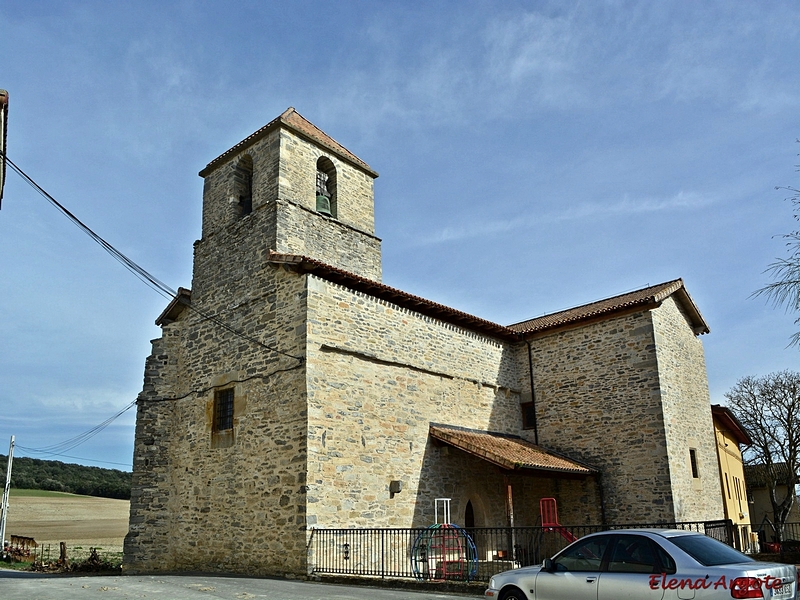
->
xmin=597 ymin=534 xmax=666 ymax=600
xmin=534 ymin=534 xmax=611 ymax=600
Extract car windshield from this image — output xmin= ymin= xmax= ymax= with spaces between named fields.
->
xmin=668 ymin=534 xmax=755 ymax=566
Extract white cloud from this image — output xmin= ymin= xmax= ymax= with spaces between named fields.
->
xmin=408 ymin=190 xmax=715 ymax=246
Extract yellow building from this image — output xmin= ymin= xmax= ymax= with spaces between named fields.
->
xmin=711 ymin=404 xmax=752 ymax=550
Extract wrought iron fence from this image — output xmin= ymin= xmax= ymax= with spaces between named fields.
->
xmin=309 ymin=520 xmax=783 ymax=583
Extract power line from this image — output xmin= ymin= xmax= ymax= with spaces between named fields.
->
xmin=2 ymin=153 xmax=306 ymax=463
xmin=4 ymin=153 xmax=304 ymax=361
xmin=4 ymin=152 xmax=176 ymax=301
xmin=16 ymin=401 xmax=136 ymax=457
xmin=11 ymin=452 xmax=132 ymax=469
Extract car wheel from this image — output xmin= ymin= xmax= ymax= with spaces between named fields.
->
xmin=500 ymin=587 xmax=527 ymax=600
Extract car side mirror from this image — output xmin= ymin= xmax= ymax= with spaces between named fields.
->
xmin=543 ymin=558 xmax=554 ymax=572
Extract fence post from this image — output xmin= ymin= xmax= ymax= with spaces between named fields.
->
xmin=380 ymin=528 xmax=385 ymax=579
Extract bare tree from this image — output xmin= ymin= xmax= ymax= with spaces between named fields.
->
xmin=754 ymin=140 xmax=800 ymax=345
xmin=725 ymin=371 xmax=800 ymax=542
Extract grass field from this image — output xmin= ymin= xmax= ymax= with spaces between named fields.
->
xmin=4 ymin=489 xmax=130 ymax=564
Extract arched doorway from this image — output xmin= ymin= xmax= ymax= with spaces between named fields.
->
xmin=465 ymin=500 xmax=475 ymax=529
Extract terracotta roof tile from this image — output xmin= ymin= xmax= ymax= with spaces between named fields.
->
xmin=429 ymin=423 xmax=596 ymax=475
xmin=199 ymin=107 xmax=377 ymax=177
xmin=508 ymin=279 xmax=709 ymax=336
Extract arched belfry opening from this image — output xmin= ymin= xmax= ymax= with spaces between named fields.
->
xmin=315 ymin=156 xmax=337 ymax=218
xmin=231 ymin=154 xmax=253 ymax=217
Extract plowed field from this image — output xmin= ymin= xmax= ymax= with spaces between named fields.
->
xmin=4 ymin=490 xmax=129 ymax=553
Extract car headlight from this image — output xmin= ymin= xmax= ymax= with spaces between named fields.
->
xmin=489 ymin=577 xmax=496 ymax=589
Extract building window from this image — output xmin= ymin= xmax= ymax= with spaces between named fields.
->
xmin=520 ymin=402 xmax=536 ymax=430
xmin=214 ymin=388 xmax=234 ymax=432
xmin=689 ymin=448 xmax=699 ymax=478
xmin=315 ymin=156 xmax=336 ymax=217
xmin=232 ymin=155 xmax=253 ymax=217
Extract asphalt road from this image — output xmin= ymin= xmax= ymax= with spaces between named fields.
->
xmin=0 ymin=571 xmax=483 ymax=600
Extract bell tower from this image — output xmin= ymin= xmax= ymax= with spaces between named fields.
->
xmin=196 ymin=107 xmax=382 ymax=282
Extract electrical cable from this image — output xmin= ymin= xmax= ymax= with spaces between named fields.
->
xmin=2 ymin=152 xmax=306 ymax=462
xmin=16 ymin=401 xmax=136 ymax=458
xmin=12 ymin=453 xmax=132 ymax=469
xmin=138 ymin=361 xmax=304 ymax=404
xmin=4 ymin=153 xmax=303 ymax=361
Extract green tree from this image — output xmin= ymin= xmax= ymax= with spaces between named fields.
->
xmin=725 ymin=371 xmax=800 ymax=542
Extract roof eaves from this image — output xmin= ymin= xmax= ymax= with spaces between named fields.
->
xmin=711 ymin=404 xmax=752 ymax=446
xmin=428 ymin=423 xmax=597 ymax=475
xmin=155 ymin=287 xmax=192 ymax=326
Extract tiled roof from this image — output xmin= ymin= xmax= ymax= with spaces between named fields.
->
xmin=429 ymin=423 xmax=596 ymax=476
xmin=268 ymin=252 xmax=520 ymax=341
xmin=508 ymin=279 xmax=709 ymax=336
xmin=744 ymin=463 xmax=798 ymax=488
xmin=199 ymin=107 xmax=377 ymax=177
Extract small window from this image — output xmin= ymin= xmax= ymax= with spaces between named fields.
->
xmin=214 ymin=388 xmax=234 ymax=432
xmin=232 ymin=155 xmax=253 ymax=217
xmin=520 ymin=402 xmax=536 ymax=430
xmin=689 ymin=448 xmax=699 ymax=479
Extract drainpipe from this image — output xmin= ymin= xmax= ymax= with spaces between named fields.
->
xmin=525 ymin=340 xmax=539 ymax=445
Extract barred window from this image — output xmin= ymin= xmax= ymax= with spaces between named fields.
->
xmin=214 ymin=388 xmax=234 ymax=432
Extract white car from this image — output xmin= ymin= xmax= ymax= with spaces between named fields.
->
xmin=485 ymin=529 xmax=796 ymax=600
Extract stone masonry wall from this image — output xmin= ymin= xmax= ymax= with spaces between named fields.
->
xmin=303 ymin=274 xmax=598 ymax=534
xmin=125 ymin=214 xmax=311 ymax=576
xmin=652 ymin=296 xmax=722 ymax=521
xmin=530 ymin=309 xmax=675 ymax=524
xmin=124 ymin=328 xmax=180 ymax=569
xmin=198 ymin=126 xmax=381 ymax=282
xmin=276 ymin=129 xmax=381 ymax=281
xmin=200 ymin=129 xmax=280 ymax=241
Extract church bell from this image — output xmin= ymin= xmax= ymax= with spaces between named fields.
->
xmin=316 ymin=194 xmax=332 ymax=216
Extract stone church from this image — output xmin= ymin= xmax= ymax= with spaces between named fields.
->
xmin=123 ymin=108 xmax=723 ymax=576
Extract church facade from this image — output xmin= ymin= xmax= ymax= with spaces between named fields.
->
xmin=123 ymin=108 xmax=723 ymax=576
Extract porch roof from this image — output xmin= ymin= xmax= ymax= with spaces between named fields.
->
xmin=429 ymin=423 xmax=597 ymax=477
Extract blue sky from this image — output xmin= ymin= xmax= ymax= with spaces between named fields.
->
xmin=1 ymin=1 xmax=799 ymax=470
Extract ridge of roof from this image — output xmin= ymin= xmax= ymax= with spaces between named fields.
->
xmin=429 ymin=423 xmax=596 ymax=475
xmin=508 ymin=279 xmax=710 ymax=336
xmin=267 ymin=251 xmax=521 ymax=342
xmin=199 ymin=107 xmax=377 ymax=177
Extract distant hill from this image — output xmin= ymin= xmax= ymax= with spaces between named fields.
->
xmin=0 ymin=455 xmax=131 ymax=500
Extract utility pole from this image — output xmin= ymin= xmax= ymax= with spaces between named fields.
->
xmin=0 ymin=435 xmax=15 ymax=554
